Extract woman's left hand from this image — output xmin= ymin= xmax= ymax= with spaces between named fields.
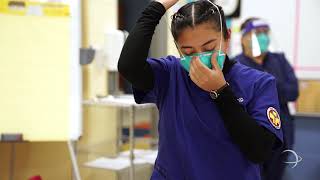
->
xmin=189 ymin=52 xmax=227 ymax=92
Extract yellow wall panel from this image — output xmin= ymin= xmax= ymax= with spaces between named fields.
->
xmin=86 ymin=0 xmax=118 ymax=47
xmin=297 ymin=80 xmax=320 ymax=114
xmin=0 ymin=14 xmax=73 ymax=141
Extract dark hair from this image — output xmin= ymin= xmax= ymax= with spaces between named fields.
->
xmin=240 ymin=17 xmax=260 ymax=31
xmin=171 ymin=0 xmax=228 ymax=41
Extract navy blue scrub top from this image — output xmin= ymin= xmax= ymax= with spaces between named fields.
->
xmin=133 ymin=56 xmax=283 ymax=180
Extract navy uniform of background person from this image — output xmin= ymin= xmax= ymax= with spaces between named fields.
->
xmin=233 ymin=18 xmax=299 ymax=180
xmin=118 ymin=0 xmax=283 ymax=179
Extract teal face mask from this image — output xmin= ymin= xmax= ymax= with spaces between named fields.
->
xmin=256 ymin=33 xmax=270 ymax=53
xmin=180 ymin=50 xmax=226 ymax=72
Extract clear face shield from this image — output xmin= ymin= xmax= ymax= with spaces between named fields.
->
xmin=172 ymin=0 xmax=226 ymax=72
xmin=242 ymin=19 xmax=278 ymax=57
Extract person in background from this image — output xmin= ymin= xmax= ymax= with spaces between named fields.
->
xmin=233 ymin=17 xmax=299 ymax=180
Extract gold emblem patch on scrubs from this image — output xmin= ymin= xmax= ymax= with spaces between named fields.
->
xmin=267 ymin=107 xmax=281 ymax=129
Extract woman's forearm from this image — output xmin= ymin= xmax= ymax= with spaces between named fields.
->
xmin=118 ymin=1 xmax=166 ymax=90
xmin=215 ymin=87 xmax=277 ymax=164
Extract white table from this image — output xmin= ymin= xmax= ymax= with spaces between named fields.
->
xmin=83 ymin=95 xmax=156 ymax=180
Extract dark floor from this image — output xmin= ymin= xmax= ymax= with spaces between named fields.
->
xmin=283 ymin=116 xmax=320 ymax=180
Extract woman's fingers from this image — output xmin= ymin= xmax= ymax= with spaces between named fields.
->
xmin=210 ymin=51 xmax=220 ymax=71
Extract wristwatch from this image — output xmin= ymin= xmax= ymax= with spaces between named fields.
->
xmin=209 ymin=82 xmax=230 ymax=100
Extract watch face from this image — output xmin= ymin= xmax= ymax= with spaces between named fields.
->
xmin=210 ymin=91 xmax=218 ymax=99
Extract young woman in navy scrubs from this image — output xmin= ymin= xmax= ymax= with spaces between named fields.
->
xmin=118 ymin=1 xmax=283 ymax=179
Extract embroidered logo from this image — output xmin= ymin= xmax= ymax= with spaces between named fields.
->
xmin=267 ymin=107 xmax=281 ymax=129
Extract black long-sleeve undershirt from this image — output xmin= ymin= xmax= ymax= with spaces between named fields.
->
xmin=215 ymin=86 xmax=277 ymax=163
xmin=118 ymin=1 xmax=279 ymax=164
xmin=118 ymin=1 xmax=165 ymax=90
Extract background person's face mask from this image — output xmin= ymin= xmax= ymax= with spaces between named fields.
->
xmin=180 ymin=50 xmax=225 ymax=72
xmin=256 ymin=32 xmax=270 ymax=53
xmin=251 ymin=32 xmax=270 ymax=57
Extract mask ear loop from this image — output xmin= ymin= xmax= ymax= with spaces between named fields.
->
xmin=205 ymin=0 xmax=225 ymax=57
xmin=173 ymin=38 xmax=185 ymax=58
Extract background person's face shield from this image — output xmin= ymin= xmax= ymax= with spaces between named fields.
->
xmin=242 ymin=19 xmax=276 ymax=57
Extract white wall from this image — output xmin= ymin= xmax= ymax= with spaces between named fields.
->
xmin=160 ymin=0 xmax=320 ymax=79
xmin=70 ymin=0 xmax=82 ymax=140
xmin=230 ymin=0 xmax=320 ymax=79
xmin=230 ymin=0 xmax=295 ymax=61
xmin=296 ymin=0 xmax=320 ymax=79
